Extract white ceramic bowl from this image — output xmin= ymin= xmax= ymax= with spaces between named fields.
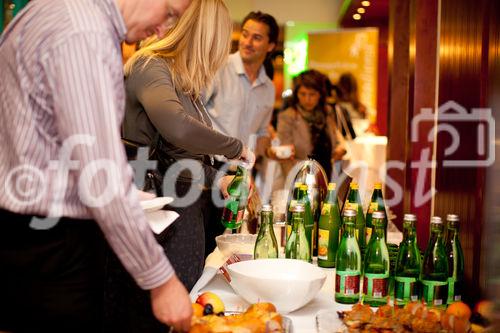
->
xmin=227 ymin=259 xmax=327 ymax=314
xmin=215 ymin=233 xmax=257 ymax=257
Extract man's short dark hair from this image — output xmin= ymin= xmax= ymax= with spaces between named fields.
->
xmin=242 ymin=11 xmax=279 ymax=45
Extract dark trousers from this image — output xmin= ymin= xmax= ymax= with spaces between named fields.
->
xmin=0 ymin=209 xmax=105 ymax=333
xmin=104 ymin=180 xmax=205 ymax=333
xmin=200 ymin=189 xmax=225 ymax=256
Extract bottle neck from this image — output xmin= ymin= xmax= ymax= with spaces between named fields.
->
xmin=325 ymin=189 xmax=337 ymax=204
xmin=260 ymin=213 xmax=273 ymax=229
xmin=291 ymin=212 xmax=304 ymax=231
xmin=372 ymin=223 xmax=386 ymax=241
xmin=402 ymin=224 xmax=417 ymax=243
xmin=428 ymin=230 xmax=444 ymax=248
xmin=348 ymin=189 xmax=359 ymax=202
xmin=343 ymin=221 xmax=356 ymax=236
xmin=372 ymin=189 xmax=383 ymax=201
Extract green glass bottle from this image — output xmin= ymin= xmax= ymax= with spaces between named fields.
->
xmin=285 ymin=204 xmax=311 ymax=262
xmin=445 ymin=214 xmax=464 ymax=304
xmin=421 ymin=216 xmax=449 ymax=309
xmin=365 ymin=182 xmax=387 ymax=243
xmin=254 ymin=204 xmax=279 ymax=259
xmin=318 ymin=183 xmax=341 ymax=268
xmin=343 ymin=182 xmax=366 ymax=249
xmin=220 ymin=165 xmax=250 ymax=229
xmin=286 ymin=181 xmax=302 ymax=239
xmin=335 ymin=209 xmax=361 ymax=304
xmin=362 ymin=211 xmax=390 ymax=306
xmin=394 ymin=214 xmax=422 ymax=306
xmin=298 ymin=184 xmax=314 ymax=259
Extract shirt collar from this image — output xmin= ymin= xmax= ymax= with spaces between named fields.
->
xmin=231 ymin=51 xmax=271 ymax=86
xmin=98 ymin=0 xmax=128 ymax=41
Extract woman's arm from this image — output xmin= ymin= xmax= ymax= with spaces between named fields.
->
xmin=128 ymin=57 xmax=242 ymax=159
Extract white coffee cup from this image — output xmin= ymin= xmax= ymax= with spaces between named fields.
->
xmin=272 ymin=145 xmax=294 ymax=159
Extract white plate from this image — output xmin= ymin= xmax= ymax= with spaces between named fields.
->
xmin=140 ymin=197 xmax=174 ymax=212
xmin=146 ymin=210 xmax=179 ymax=234
xmin=315 ymin=309 xmax=344 ymax=333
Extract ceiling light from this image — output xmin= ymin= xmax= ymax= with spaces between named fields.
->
xmin=361 ymin=1 xmax=371 ymax=6
xmin=357 ymin=8 xmax=366 ymax=14
xmin=353 ymin=13 xmax=362 ymax=20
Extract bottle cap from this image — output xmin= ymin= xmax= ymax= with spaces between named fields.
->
xmin=343 ymin=209 xmax=356 ymax=217
xmin=404 ymin=213 xmax=417 ymax=221
xmin=374 ymin=182 xmax=382 ymax=189
xmin=299 ymin=184 xmax=308 ymax=190
xmin=446 ymin=214 xmax=459 ymax=222
xmin=372 ymin=211 xmax=385 ymax=219
xmin=261 ymin=204 xmax=273 ymax=212
xmin=292 ymin=204 xmax=305 ymax=213
xmin=294 ymin=181 xmax=302 ymax=188
xmin=328 ymin=183 xmax=337 ymax=191
xmin=431 ymin=216 xmax=443 ymax=224
xmin=350 ymin=182 xmax=359 ymax=190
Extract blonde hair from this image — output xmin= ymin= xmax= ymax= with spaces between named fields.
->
xmin=124 ymin=0 xmax=232 ymax=98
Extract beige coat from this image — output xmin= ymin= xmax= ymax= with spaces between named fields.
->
xmin=277 ymin=106 xmax=345 ymax=177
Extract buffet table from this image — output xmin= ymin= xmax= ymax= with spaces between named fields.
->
xmin=193 ymin=231 xmax=403 ymax=333
xmin=196 ymin=264 xmax=348 ymax=333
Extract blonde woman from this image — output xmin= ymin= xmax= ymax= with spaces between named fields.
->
xmin=105 ymin=1 xmax=254 ymax=331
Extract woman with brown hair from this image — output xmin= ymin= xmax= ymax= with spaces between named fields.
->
xmin=277 ymin=69 xmax=346 ymax=180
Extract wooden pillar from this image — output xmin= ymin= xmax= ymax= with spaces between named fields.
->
xmin=386 ymin=0 xmax=412 ymax=231
xmin=410 ymin=0 xmax=440 ymax=248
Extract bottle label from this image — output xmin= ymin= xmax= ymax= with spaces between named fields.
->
xmin=222 ymin=206 xmax=243 ymax=224
xmin=368 ymin=202 xmax=378 ymax=214
xmin=335 ymin=271 xmax=360 ymax=296
xmin=422 ymin=280 xmax=448 ymax=306
xmin=448 ymin=277 xmax=463 ymax=303
xmin=288 ymin=200 xmax=297 ymax=212
xmin=395 ymin=276 xmax=420 ymax=302
xmin=345 ymin=202 xmax=358 ymax=212
xmin=318 ymin=229 xmax=329 ymax=260
xmin=365 ymin=227 xmax=372 ymax=244
xmin=321 ymin=203 xmax=331 ymax=215
xmin=286 ymin=225 xmax=292 ymax=239
xmin=363 ymin=273 xmax=389 ymax=298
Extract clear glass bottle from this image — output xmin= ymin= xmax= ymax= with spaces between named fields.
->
xmin=362 ymin=211 xmax=390 ymax=307
xmin=445 ymin=214 xmax=464 ymax=304
xmin=335 ymin=209 xmax=361 ymax=304
xmin=220 ymin=165 xmax=250 ymax=229
xmin=254 ymin=204 xmax=279 ymax=259
xmin=421 ymin=216 xmax=449 ymax=309
xmin=318 ymin=183 xmax=341 ymax=268
xmin=285 ymin=204 xmax=311 ymax=262
xmin=394 ymin=214 xmax=422 ymax=306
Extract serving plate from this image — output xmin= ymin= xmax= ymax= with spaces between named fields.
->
xmin=315 ymin=309 xmax=344 ymax=333
xmin=224 ymin=311 xmax=294 ymax=333
xmin=140 ymin=196 xmax=173 ymax=212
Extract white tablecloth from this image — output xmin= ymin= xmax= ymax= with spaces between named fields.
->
xmin=196 ymin=265 xmax=350 ymax=333
xmin=194 ymin=231 xmax=401 ymax=333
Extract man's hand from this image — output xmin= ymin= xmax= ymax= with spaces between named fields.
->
xmin=151 ymin=275 xmax=192 ymax=332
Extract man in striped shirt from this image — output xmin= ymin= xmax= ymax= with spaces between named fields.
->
xmin=0 ymin=0 xmax=192 ymax=332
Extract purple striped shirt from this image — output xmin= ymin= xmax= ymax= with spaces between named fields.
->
xmin=0 ymin=0 xmax=174 ymax=289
